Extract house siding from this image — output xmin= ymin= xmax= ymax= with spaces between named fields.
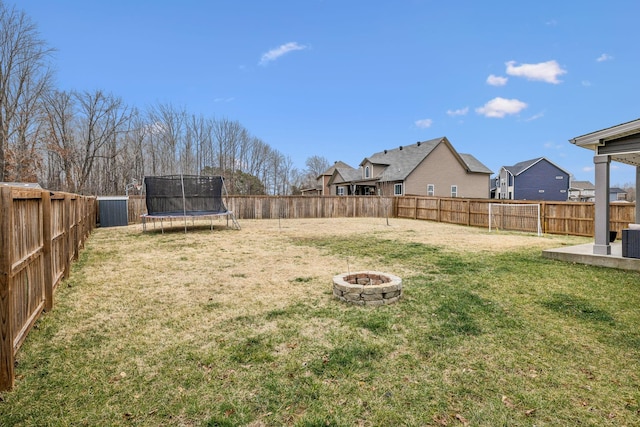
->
xmin=514 ymin=159 xmax=569 ymax=201
xmin=404 ymin=142 xmax=489 ymax=198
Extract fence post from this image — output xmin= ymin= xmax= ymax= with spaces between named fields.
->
xmin=42 ymin=190 xmax=53 ymax=312
xmin=63 ymin=194 xmax=71 ymax=279
xmin=0 ymin=187 xmax=15 ymax=391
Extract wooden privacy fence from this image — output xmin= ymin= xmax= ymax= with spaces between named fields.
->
xmin=0 ymin=187 xmax=96 ymax=391
xmin=129 ymin=196 xmax=636 ymax=237
xmin=127 ymin=195 xmax=636 ymax=237
xmin=394 ymin=196 xmax=636 ymax=237
xmin=127 ymin=195 xmax=395 ymax=221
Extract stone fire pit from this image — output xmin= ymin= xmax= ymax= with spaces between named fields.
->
xmin=332 ymin=271 xmax=402 ymax=306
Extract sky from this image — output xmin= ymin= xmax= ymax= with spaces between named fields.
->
xmin=15 ymin=0 xmax=640 ymax=185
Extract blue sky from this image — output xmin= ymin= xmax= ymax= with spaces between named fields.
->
xmin=17 ymin=0 xmax=640 ymax=185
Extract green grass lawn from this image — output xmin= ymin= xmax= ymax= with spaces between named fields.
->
xmin=0 ymin=220 xmax=639 ymax=426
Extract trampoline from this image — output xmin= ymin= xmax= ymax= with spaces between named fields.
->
xmin=141 ymin=175 xmax=240 ymax=232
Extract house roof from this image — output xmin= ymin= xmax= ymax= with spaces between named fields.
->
xmin=361 ymin=137 xmax=492 ymax=182
xmin=327 ymin=165 xmax=361 ymax=186
xmin=610 ymin=187 xmax=627 ymax=193
xmin=317 ymin=161 xmax=353 ymax=179
xmin=503 ymin=157 xmax=570 ymax=176
xmin=459 ymin=153 xmax=493 ymax=174
xmin=570 ymin=180 xmax=595 ymax=190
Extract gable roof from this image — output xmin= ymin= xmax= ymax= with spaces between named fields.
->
xmin=327 ymin=165 xmax=361 ymax=186
xmin=503 ymin=157 xmax=570 ymax=176
xmin=361 ymin=137 xmax=491 ymax=182
xmin=317 ymin=161 xmax=353 ymax=179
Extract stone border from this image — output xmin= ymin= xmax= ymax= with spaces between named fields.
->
xmin=332 ymin=271 xmax=402 ymax=306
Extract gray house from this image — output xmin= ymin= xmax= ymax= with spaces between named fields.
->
xmin=494 ymin=157 xmax=570 ymax=201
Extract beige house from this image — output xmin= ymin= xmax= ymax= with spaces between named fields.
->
xmin=327 ymin=137 xmax=492 ymax=197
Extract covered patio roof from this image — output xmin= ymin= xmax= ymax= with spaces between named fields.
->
xmin=570 ymin=117 xmax=640 ymax=166
xmin=569 ymin=118 xmax=640 ymax=256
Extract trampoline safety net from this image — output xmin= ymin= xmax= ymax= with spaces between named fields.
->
xmin=144 ymin=175 xmax=227 ymax=216
xmin=142 ymin=175 xmax=240 ymax=230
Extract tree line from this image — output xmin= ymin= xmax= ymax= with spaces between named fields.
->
xmin=0 ymin=2 xmax=321 ymax=196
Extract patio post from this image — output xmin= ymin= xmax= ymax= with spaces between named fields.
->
xmin=593 ymin=155 xmax=611 ymax=255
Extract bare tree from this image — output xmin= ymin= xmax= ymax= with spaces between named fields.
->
xmin=147 ymin=103 xmax=186 ymax=175
xmin=305 ymin=155 xmax=330 ymax=178
xmin=73 ymin=90 xmax=130 ymax=194
xmin=0 ymin=1 xmax=54 ymax=181
xmin=41 ymin=90 xmax=76 ymax=191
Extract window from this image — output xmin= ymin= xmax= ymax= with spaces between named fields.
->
xmin=394 ymin=183 xmax=403 ymax=196
xmin=337 ymin=186 xmax=345 ymax=196
xmin=427 ymin=184 xmax=435 ymax=196
xmin=451 ymin=185 xmax=458 ymax=197
xmin=365 ymin=166 xmax=371 ymax=179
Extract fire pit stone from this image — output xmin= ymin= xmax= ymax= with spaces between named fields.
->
xmin=332 ymin=271 xmax=402 ymax=306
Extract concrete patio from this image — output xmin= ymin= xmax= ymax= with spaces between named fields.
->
xmin=543 ymin=242 xmax=640 ymax=272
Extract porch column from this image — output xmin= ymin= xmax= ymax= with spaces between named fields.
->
xmin=593 ymin=155 xmax=611 ymax=255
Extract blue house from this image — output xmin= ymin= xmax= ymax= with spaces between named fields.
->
xmin=493 ymin=157 xmax=570 ymax=201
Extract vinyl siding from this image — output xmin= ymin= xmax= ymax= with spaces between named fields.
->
xmin=404 ymin=142 xmax=490 ymax=197
xmin=514 ymin=160 xmax=569 ymax=201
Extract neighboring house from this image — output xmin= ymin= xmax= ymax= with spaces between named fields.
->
xmin=609 ymin=187 xmax=628 ymax=202
xmin=327 ymin=137 xmax=492 ymax=197
xmin=300 ymin=161 xmax=356 ymax=196
xmin=493 ymin=157 xmax=570 ymax=201
xmin=569 ymin=180 xmax=595 ymax=202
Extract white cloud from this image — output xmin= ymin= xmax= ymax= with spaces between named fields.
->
xmin=526 ymin=111 xmax=545 ymax=122
xmin=596 ymin=53 xmax=613 ymax=62
xmin=475 ymin=97 xmax=527 ymax=118
xmin=505 ymin=60 xmax=567 ymax=84
xmin=415 ymin=118 xmax=433 ymax=128
xmin=446 ymin=107 xmax=469 ymax=117
xmin=582 ymin=166 xmax=594 ymax=173
xmin=581 ymin=80 xmax=592 ymax=87
xmin=259 ymin=42 xmax=308 ymax=65
xmin=486 ymin=74 xmax=508 ymax=86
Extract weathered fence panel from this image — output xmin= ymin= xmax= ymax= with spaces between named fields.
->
xmin=0 ymin=187 xmax=96 ymax=391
